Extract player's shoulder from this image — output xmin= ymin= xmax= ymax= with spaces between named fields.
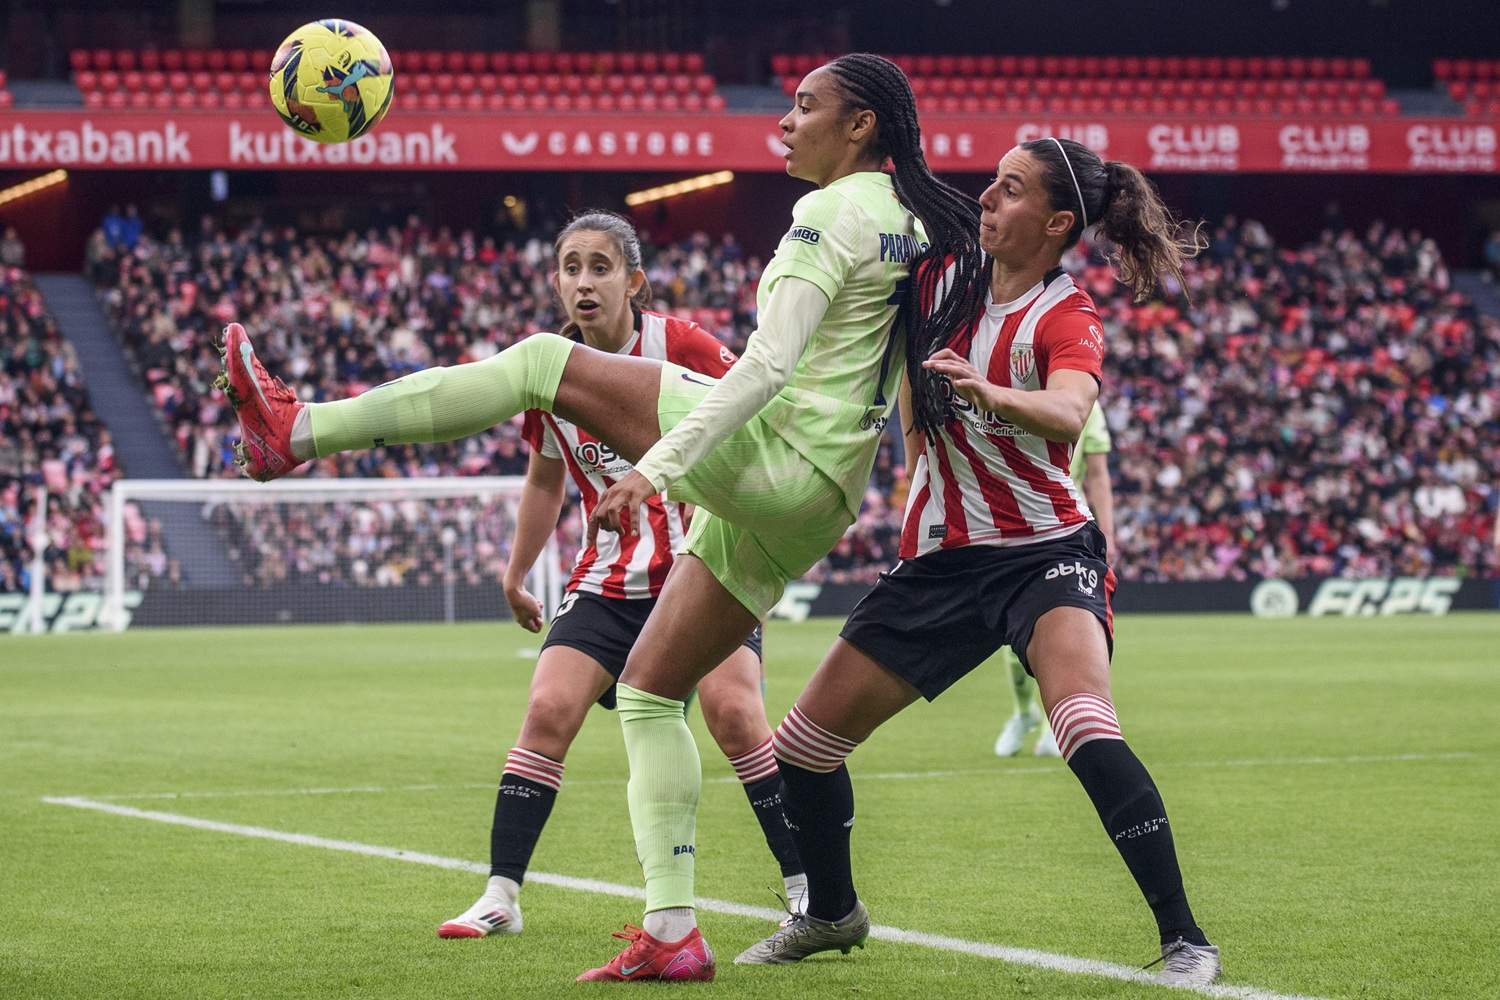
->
xmin=1035 ymin=273 xmax=1103 ymax=329
xmin=788 ymin=184 xmax=866 ymax=240
xmin=648 ymin=310 xmax=737 ymax=368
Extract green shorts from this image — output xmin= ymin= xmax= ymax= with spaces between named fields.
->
xmin=657 ymin=362 xmax=853 ymax=617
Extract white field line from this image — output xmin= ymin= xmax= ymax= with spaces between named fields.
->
xmin=42 ymin=795 xmax=1324 ymax=1000
xmin=73 ymin=750 xmax=1478 ymax=803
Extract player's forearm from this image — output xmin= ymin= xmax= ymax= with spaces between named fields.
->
xmin=983 ymin=384 xmax=1093 ymax=442
xmin=1083 ymin=462 xmax=1116 ymax=553
xmin=504 ymin=473 xmax=567 ymax=588
xmin=634 ymin=277 xmax=829 ymax=492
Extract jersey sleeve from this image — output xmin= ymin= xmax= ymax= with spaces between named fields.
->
xmin=521 ymin=410 xmax=563 ymax=460
xmin=666 ymin=320 xmax=737 ymax=378
xmin=761 ymin=187 xmax=863 ymax=303
xmin=1035 ymin=300 xmax=1106 ymax=384
xmin=1078 ymin=401 xmax=1111 ymax=454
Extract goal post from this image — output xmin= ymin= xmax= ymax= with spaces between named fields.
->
xmin=101 ymin=477 xmax=564 ymax=633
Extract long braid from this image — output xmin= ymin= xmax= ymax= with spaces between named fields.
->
xmin=826 ymin=53 xmax=990 ymax=433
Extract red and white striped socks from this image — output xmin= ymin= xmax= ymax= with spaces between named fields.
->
xmin=772 ymin=705 xmax=859 ymax=773
xmin=504 ymin=746 xmax=565 ymax=791
xmin=1047 ymin=692 xmax=1123 ymax=761
xmin=727 ymin=737 xmax=779 ymax=785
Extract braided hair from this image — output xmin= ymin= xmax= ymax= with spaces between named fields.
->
xmin=1021 ymin=137 xmax=1204 ymax=302
xmin=823 ymin=53 xmax=987 ymax=434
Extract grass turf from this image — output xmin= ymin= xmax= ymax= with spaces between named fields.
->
xmin=2 ymin=614 xmax=1497 ymax=999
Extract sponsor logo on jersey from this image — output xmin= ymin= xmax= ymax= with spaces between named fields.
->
xmin=937 ymin=376 xmax=1025 ymax=435
xmin=718 ymin=345 xmax=734 ymax=366
xmin=858 ymin=408 xmax=889 ymax=432
xmin=927 ymin=525 xmax=948 ymax=540
xmin=878 ymin=232 xmax=929 ymax=263
xmin=1044 ymin=560 xmax=1099 ymax=596
xmin=680 ymin=371 xmax=715 ymax=387
xmin=785 ymin=226 xmax=821 ymax=245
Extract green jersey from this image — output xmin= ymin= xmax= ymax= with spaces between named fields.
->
xmin=751 ymin=171 xmax=927 ymax=517
xmin=1069 ymin=401 xmax=1111 ymax=488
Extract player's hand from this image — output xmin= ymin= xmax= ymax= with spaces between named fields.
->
xmin=504 ymin=580 xmax=545 ymax=632
xmin=923 ymin=349 xmax=1004 ymax=412
xmin=588 ymin=470 xmax=656 ymax=544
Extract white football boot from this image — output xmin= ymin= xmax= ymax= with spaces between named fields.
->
xmin=437 ymin=877 xmax=524 ymax=938
xmin=1032 ymin=723 xmax=1062 ymax=758
xmin=994 ymin=711 xmax=1041 ymax=757
xmin=1155 ymin=938 xmax=1222 ymax=987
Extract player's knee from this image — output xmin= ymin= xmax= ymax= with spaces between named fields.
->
xmin=519 ymin=691 xmax=589 ymax=754
xmin=701 ymin=691 xmax=770 ymax=756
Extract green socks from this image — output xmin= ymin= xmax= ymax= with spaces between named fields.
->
xmin=616 ymin=682 xmax=701 ymax=912
xmin=1005 ymin=648 xmax=1038 ymax=717
xmin=305 ymin=332 xmax=574 ymax=458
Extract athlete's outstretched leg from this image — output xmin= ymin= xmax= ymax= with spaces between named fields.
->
xmin=221 ymin=323 xmax=667 ymax=481
xmin=1029 ymin=606 xmax=1220 ymax=986
xmin=576 ymin=556 xmax=757 ymax=982
xmin=437 ymin=647 xmax=613 ymax=939
xmin=696 ymin=643 xmax=805 ymax=908
xmin=733 ymin=638 xmax=919 ymax=964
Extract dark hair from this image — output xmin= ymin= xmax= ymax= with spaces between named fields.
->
xmin=553 ymin=209 xmax=653 ymax=333
xmin=1021 ymin=137 xmax=1204 ymax=302
xmin=823 ymin=53 xmax=987 ymax=435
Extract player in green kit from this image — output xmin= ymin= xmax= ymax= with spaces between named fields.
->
xmin=220 ymin=53 xmax=986 ymax=982
xmin=994 ymin=400 xmax=1115 ymax=757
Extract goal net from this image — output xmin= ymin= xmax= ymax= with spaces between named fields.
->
xmin=100 ymin=477 xmax=564 ymax=632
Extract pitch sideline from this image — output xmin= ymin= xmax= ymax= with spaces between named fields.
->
xmin=43 ymin=795 xmax=1326 ymax=1000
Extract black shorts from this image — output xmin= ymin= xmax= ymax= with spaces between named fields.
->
xmin=839 ymin=523 xmax=1115 ymax=701
xmin=540 ymin=590 xmax=764 ymax=710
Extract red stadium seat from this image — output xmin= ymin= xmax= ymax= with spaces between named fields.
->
xmin=684 ymin=53 xmax=703 ymax=72
xmin=84 ymin=90 xmax=105 ymax=108
xmin=649 ymin=73 xmax=670 ymax=93
xmin=114 ymin=50 xmax=136 ymax=71
xmin=421 ymin=93 xmax=442 ymax=110
xmin=223 ymin=91 xmax=245 ymax=110
xmin=105 ymin=90 xmax=126 ymax=109
xmin=99 ymin=71 xmax=120 ymax=91
xmin=444 ymin=51 xmax=466 ymax=73
xmin=251 ymin=49 xmax=272 ymax=70
xmin=160 ymin=50 xmax=182 ymax=71
xmin=70 ymin=50 xmax=90 ymax=72
xmin=640 ymin=52 xmax=660 ymax=74
xmin=618 ymin=52 xmax=639 ymax=73
xmin=618 ymin=92 xmax=639 ymax=111
xmin=421 ymin=51 xmax=444 ymax=73
xmin=705 ymin=93 xmax=725 ymax=112
xmin=128 ymin=90 xmax=150 ymax=109
xmin=236 ymin=72 xmax=257 ymax=93
xmin=185 ymin=50 xmax=205 ymax=71
xmin=540 ymin=73 xmax=562 ymax=94
xmin=485 ymin=93 xmax=507 ymax=111
xmin=411 ymin=72 xmax=433 ymax=93
xmin=556 ymin=52 xmax=579 ymax=73
xmin=505 ymin=92 xmax=526 ymax=111
xmin=682 ymin=92 xmax=702 ymax=111
xmin=596 ymin=93 xmax=617 ymax=112
xmin=206 ymin=50 xmax=226 ymax=72
xmin=75 ymin=70 xmax=98 ymax=92
xmin=168 ymin=71 xmax=188 ymax=92
xmin=172 ymin=91 xmax=195 ymax=109
xmin=228 ymin=50 xmax=248 ymax=72
xmin=122 ymin=71 xmax=143 ymax=91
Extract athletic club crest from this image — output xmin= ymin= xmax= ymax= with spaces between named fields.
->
xmin=1009 ymin=345 xmax=1036 ymax=383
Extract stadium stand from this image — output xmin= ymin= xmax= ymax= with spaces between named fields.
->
xmin=69 ymin=49 xmax=726 ymax=113
xmin=774 ymin=53 xmax=1397 ymax=116
xmin=82 ymin=212 xmax=1499 ymax=587
xmin=0 ymin=265 xmax=117 ymax=593
xmin=1434 ymin=59 xmax=1500 ymax=116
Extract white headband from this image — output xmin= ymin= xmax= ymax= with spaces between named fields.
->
xmin=1048 ymin=136 xmax=1088 ymax=230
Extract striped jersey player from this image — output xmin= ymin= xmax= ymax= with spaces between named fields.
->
xmin=901 ymin=266 xmax=1107 ymax=559
xmin=522 ymin=310 xmax=737 ymax=600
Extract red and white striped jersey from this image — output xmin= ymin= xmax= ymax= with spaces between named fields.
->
xmin=522 ymin=310 xmax=736 ymax=599
xmin=901 ymin=269 xmax=1106 ymax=560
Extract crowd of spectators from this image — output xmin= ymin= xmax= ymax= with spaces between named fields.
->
xmin=0 ymin=265 xmax=119 ymax=594
xmin=68 ymin=209 xmax=1500 ymax=593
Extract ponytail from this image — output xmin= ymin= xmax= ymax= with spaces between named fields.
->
xmin=1024 ymin=138 xmax=1205 ymax=303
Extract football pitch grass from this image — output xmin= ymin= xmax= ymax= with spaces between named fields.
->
xmin=2 ymin=614 xmax=1496 ymax=999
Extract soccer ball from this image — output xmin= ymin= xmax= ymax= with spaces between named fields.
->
xmin=268 ymin=19 xmax=394 ymax=144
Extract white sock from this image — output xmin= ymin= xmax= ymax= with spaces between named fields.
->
xmin=289 ymin=408 xmax=316 ymax=460
xmin=783 ymin=873 xmax=809 ymax=915
xmin=483 ymin=875 xmax=520 ymax=904
xmin=643 ymin=906 xmax=696 ymax=942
